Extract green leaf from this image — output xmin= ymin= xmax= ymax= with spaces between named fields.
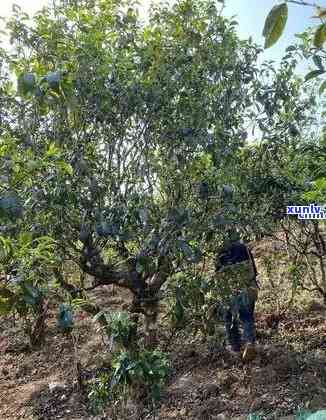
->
xmin=71 ymin=298 xmax=88 ymax=309
xmin=0 ymin=236 xmax=13 ymax=260
xmin=314 ymin=23 xmax=326 ymax=49
xmin=263 ymin=3 xmax=288 ymax=49
xmin=19 ymin=232 xmax=33 ymax=246
xmin=305 ymin=69 xmax=325 ymax=82
xmin=310 ymin=411 xmax=326 ymax=419
xmin=313 ymin=55 xmax=324 ymax=70
xmin=92 ymin=310 xmax=107 ymax=323
xmin=26 ymin=160 xmax=40 ymax=171
xmin=46 ymin=142 xmax=61 ymax=158
xmin=247 ymin=415 xmax=262 ymax=420
xmin=0 ymin=298 xmax=13 ymax=315
xmin=285 ymin=45 xmax=296 ymax=52
xmin=57 ymin=161 xmax=73 ymax=176
xmin=319 ymin=80 xmax=326 ymax=96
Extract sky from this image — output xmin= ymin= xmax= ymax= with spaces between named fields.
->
xmin=0 ymin=0 xmax=324 ymax=74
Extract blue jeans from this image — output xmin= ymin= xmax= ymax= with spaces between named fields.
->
xmin=224 ymin=291 xmax=256 ymax=352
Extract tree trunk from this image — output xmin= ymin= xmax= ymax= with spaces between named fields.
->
xmin=143 ymin=299 xmax=159 ymax=348
xmin=30 ymin=299 xmax=49 ymax=347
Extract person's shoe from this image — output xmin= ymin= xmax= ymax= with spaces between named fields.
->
xmin=242 ymin=343 xmax=256 ymax=362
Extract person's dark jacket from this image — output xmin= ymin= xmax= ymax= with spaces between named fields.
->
xmin=215 ymin=241 xmax=258 ymax=280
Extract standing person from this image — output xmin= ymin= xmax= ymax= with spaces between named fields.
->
xmin=215 ymin=229 xmax=259 ymax=362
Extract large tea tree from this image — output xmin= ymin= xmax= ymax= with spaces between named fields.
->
xmin=0 ymin=0 xmax=268 ymax=339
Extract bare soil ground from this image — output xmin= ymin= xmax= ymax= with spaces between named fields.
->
xmin=1 ymin=242 xmax=326 ymax=420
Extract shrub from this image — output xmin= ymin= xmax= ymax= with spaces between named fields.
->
xmin=93 ymin=310 xmax=137 ymax=351
xmin=87 ymin=349 xmax=170 ymax=414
